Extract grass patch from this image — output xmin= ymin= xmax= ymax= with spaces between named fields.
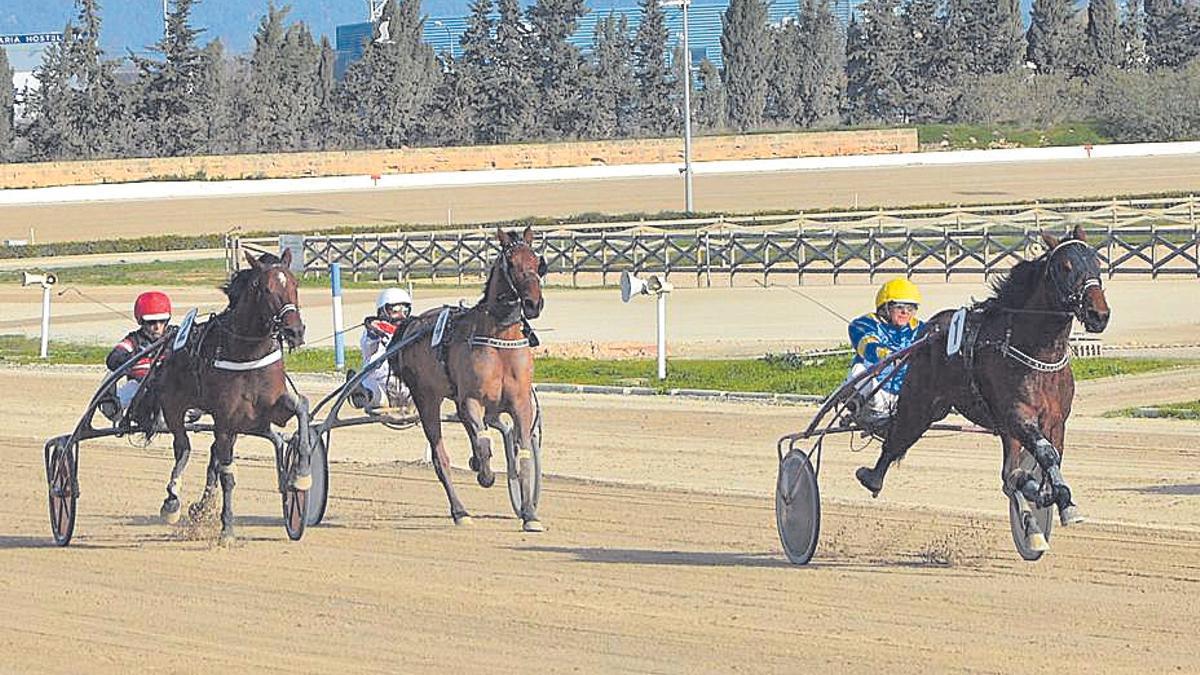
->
xmin=1106 ymin=400 xmax=1200 ymax=420
xmin=1 ymin=335 xmax=1191 ymax=395
xmin=917 ymin=122 xmax=1111 ymax=149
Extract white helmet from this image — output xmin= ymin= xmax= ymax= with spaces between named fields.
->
xmin=375 ymin=288 xmax=412 ymax=310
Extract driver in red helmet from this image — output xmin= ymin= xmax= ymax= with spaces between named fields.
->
xmin=100 ymin=291 xmax=173 ymax=422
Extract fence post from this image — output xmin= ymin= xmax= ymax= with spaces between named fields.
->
xmin=571 ymin=232 xmax=579 ymax=288
xmin=704 ymin=231 xmax=711 ymax=288
xmin=1151 ymin=224 xmax=1158 ymax=279
xmin=1107 ymin=224 xmax=1114 ymax=279
xmin=601 ymin=232 xmax=608 ymax=286
xmin=331 ymin=263 xmax=345 ymax=372
xmin=457 ymin=234 xmax=464 ymax=286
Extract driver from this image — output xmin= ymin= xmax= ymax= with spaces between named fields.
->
xmin=355 ymin=288 xmax=414 ymax=411
xmin=844 ymin=278 xmax=924 ymax=431
xmin=101 ymin=291 xmax=172 ymax=422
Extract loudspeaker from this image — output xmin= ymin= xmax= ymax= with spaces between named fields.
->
xmin=21 ymin=271 xmax=56 ymax=287
xmin=620 ymin=270 xmax=647 ymax=302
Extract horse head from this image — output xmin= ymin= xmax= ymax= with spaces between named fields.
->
xmin=495 ymin=226 xmax=546 ymax=320
xmin=238 ymin=249 xmax=306 ymax=348
xmin=1040 ymin=226 xmax=1110 ymax=333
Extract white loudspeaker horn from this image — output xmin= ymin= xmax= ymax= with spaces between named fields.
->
xmin=620 ymin=270 xmax=648 ymax=303
xmin=21 ymin=271 xmax=56 ymax=287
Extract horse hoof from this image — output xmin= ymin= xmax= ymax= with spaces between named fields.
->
xmin=161 ymin=501 xmax=181 ymax=525
xmin=855 ymin=467 xmax=882 ymax=496
xmin=1059 ymin=505 xmax=1085 ymax=526
xmin=1027 ymin=532 xmax=1050 ymax=552
xmin=522 ymin=519 xmax=545 ymax=533
xmin=290 ymin=473 xmax=312 ymax=491
xmin=454 ymin=514 xmax=473 ymax=527
xmin=477 ymin=469 xmax=495 ymax=488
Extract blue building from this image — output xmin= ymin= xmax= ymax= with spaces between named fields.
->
xmin=335 ymin=0 xmax=861 ymax=77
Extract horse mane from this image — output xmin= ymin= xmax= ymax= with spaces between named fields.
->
xmin=977 ymin=256 xmax=1045 ymax=312
xmin=221 ymin=253 xmax=282 ymax=309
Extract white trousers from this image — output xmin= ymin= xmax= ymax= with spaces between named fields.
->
xmin=844 ymin=362 xmax=898 ymax=419
xmin=362 ymin=358 xmax=410 ymax=408
xmin=116 ymin=379 xmax=141 ymax=410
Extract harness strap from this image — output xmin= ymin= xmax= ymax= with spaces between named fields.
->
xmin=997 ymin=342 xmax=1071 ymax=372
xmin=213 ymin=349 xmax=283 ymax=371
xmin=469 ymin=336 xmax=530 ymax=349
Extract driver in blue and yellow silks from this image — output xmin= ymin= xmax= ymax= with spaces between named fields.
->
xmin=844 ymin=278 xmax=925 ymax=431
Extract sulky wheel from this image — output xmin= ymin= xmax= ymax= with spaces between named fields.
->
xmin=506 ymin=415 xmax=543 ymax=521
xmin=776 ymin=448 xmax=821 ymax=565
xmin=281 ymin=434 xmax=309 ymax=541
xmin=44 ymin=437 xmax=79 ymax=547
xmin=304 ymin=429 xmax=330 ymax=526
xmin=1008 ymin=449 xmax=1054 ymax=562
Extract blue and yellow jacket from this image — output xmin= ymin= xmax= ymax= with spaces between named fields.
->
xmin=848 ymin=312 xmax=924 ymax=394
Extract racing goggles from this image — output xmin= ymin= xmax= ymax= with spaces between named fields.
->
xmin=888 ymin=302 xmax=918 ymax=314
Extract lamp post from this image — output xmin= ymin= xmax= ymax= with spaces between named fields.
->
xmin=662 ymin=0 xmax=694 ymax=214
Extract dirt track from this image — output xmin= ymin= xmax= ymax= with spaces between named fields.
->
xmin=3 ymin=366 xmax=1199 ymax=672
xmin=4 ymin=154 xmax=1200 ymax=242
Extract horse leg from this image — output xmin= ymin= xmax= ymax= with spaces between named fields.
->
xmin=416 ymin=393 xmax=471 ymax=525
xmin=509 ymin=395 xmax=543 ymax=532
xmin=1012 ymin=419 xmax=1083 ymax=527
xmin=1001 ymin=433 xmax=1050 ymax=552
xmin=855 ymin=390 xmax=941 ymax=497
xmin=457 ymin=398 xmax=495 ymax=488
xmin=278 ymin=391 xmax=312 ymax=491
xmin=187 ymin=438 xmax=222 ymax=521
xmin=160 ymin=423 xmax=191 ymax=524
xmin=213 ymin=430 xmax=238 ymax=545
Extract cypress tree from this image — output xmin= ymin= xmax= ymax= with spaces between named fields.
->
xmin=633 ymin=0 xmax=677 ymax=136
xmin=796 ymin=0 xmax=844 ymax=127
xmin=721 ymin=0 xmax=770 ymax=131
xmin=0 ymin=46 xmax=12 ymax=160
xmin=1084 ymin=0 xmax=1122 ymax=74
xmin=1119 ymin=0 xmax=1149 ymax=70
xmin=583 ymin=13 xmax=637 ymax=139
xmin=693 ymin=57 xmax=726 ymax=131
xmin=765 ymin=21 xmax=804 ymax=124
xmin=845 ymin=0 xmax=905 ymax=124
xmin=195 ymin=40 xmax=241 ymax=155
xmin=487 ymin=0 xmax=538 ymax=142
xmin=899 ymin=0 xmax=951 ymax=121
xmin=1026 ymin=0 xmax=1083 ymax=75
xmin=527 ymin=0 xmax=589 ymax=139
xmin=1144 ymin=0 xmax=1199 ymax=69
xmin=452 ymin=0 xmax=496 ymax=144
xmin=132 ymin=0 xmax=206 ymax=157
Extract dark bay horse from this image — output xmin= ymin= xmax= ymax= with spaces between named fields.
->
xmin=141 ymin=250 xmax=309 ymax=544
xmin=855 ymin=226 xmax=1110 ymax=552
xmin=396 ymin=226 xmax=547 ymax=531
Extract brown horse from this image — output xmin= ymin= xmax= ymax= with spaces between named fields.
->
xmin=396 ymin=226 xmax=547 ymax=531
xmin=855 ymin=226 xmax=1110 ymax=552
xmin=142 ymin=250 xmax=309 ymax=545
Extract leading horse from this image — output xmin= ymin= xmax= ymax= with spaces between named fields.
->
xmin=396 ymin=226 xmax=547 ymax=531
xmin=140 ymin=250 xmax=309 ymax=544
xmin=855 ymin=226 xmax=1111 ymax=552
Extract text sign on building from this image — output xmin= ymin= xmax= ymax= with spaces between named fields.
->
xmin=0 ymin=33 xmax=64 ymax=45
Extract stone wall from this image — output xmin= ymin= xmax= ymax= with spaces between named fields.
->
xmin=1 ymin=128 xmax=916 ymax=189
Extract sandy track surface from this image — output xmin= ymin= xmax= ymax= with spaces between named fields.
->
xmin=3 ymin=367 xmax=1199 ymax=672
xmin=4 ymin=155 xmax=1200 ymax=242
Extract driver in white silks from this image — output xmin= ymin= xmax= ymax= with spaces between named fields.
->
xmin=355 ymin=288 xmax=414 ymax=411
xmin=844 ymin=278 xmax=925 ymax=432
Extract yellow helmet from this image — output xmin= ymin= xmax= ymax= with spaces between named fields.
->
xmin=875 ymin=278 xmax=922 ymax=308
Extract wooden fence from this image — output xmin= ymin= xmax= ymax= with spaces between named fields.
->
xmin=230 ymin=196 xmax=1200 ymax=285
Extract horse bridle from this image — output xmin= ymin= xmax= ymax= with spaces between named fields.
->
xmin=218 ymin=265 xmax=300 ymax=344
xmin=1043 ymin=239 xmax=1102 ymax=321
xmin=491 ymin=241 xmax=546 ymax=323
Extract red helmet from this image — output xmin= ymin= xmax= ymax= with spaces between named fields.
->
xmin=134 ymin=291 xmax=172 ymax=323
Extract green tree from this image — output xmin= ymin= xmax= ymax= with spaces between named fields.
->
xmin=796 ymin=0 xmax=844 ymax=127
xmin=194 ymin=40 xmax=243 ymax=155
xmin=131 ymin=0 xmax=206 ymax=157
xmin=721 ymin=0 xmax=770 ymax=131
xmin=1026 ymin=0 xmax=1083 ymax=75
xmin=845 ymin=0 xmax=905 ymax=123
xmin=337 ymin=0 xmax=441 ymax=148
xmin=693 ymin=57 xmax=726 ymax=131
xmin=1119 ymin=0 xmax=1149 ymax=70
xmin=1144 ymin=0 xmax=1199 ymax=69
xmin=528 ymin=0 xmax=589 ymax=138
xmin=765 ymin=21 xmax=804 ymax=124
xmin=899 ymin=0 xmax=952 ymax=121
xmin=582 ymin=13 xmax=637 ymax=138
xmin=445 ymin=0 xmax=496 ymax=144
xmin=944 ymin=0 xmax=1024 ymax=77
xmin=24 ymin=0 xmax=132 ymax=160
xmin=485 ymin=0 xmax=538 ymax=142
xmin=633 ymin=0 xmax=677 ymax=136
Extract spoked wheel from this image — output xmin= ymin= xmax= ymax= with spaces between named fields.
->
xmin=44 ymin=437 xmax=78 ymax=547
xmin=776 ymin=449 xmax=821 ymax=565
xmin=1008 ymin=450 xmax=1054 ymax=562
xmin=281 ymin=434 xmax=308 ymax=541
xmin=304 ymin=430 xmax=330 ymax=526
xmin=505 ymin=412 xmax=543 ymax=521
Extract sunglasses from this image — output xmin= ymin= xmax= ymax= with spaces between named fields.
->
xmin=890 ymin=303 xmax=918 ymax=313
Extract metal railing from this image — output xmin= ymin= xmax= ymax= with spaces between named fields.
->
xmin=229 ymin=196 xmax=1200 ymax=284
